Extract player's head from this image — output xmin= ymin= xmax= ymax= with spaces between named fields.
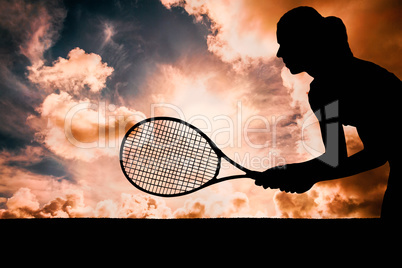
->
xmin=276 ymin=6 xmax=353 ymax=75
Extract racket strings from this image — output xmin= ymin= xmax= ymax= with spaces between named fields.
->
xmin=121 ymin=120 xmax=219 ymax=195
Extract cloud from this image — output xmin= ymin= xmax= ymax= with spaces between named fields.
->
xmin=26 ymin=47 xmax=145 ymax=161
xmin=0 ymin=187 xmax=256 ymax=218
xmin=5 ymin=188 xmax=39 ymax=213
xmin=102 ymin=22 xmax=115 ymax=47
xmin=161 ymin=0 xmax=279 ymax=67
xmin=144 ymin=54 xmax=303 ymax=158
xmin=274 ymin=163 xmax=389 ymax=218
xmin=16 ymin=42 xmax=145 ymax=213
xmin=0 ymin=188 xmax=93 ymax=218
xmin=28 ymin=47 xmax=114 ymax=94
xmin=28 ymin=90 xmax=145 ymax=162
xmin=29 ymin=91 xmax=105 ymax=161
xmin=117 ymin=193 xmax=173 ymax=218
xmin=158 ymin=1 xmax=318 ymax=167
xmin=174 ymin=192 xmax=250 ymax=218
xmin=0 ymin=0 xmax=66 ymax=150
xmin=160 ymin=0 xmax=183 ymax=10
xmin=0 ymin=147 xmax=79 ymax=208
xmin=0 ymin=188 xmax=174 ymax=218
xmin=0 ymin=0 xmax=66 ymax=65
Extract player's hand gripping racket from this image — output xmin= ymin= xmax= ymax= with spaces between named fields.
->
xmin=120 ymin=117 xmax=261 ymax=197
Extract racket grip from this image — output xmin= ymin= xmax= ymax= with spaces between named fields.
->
xmin=246 ymin=170 xmax=263 ymax=180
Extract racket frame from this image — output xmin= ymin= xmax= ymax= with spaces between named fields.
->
xmin=120 ymin=117 xmax=255 ymax=197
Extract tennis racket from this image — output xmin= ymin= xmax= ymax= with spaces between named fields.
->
xmin=120 ymin=117 xmax=260 ymax=197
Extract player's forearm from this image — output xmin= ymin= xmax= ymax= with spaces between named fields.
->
xmin=294 ymin=148 xmax=388 ymax=182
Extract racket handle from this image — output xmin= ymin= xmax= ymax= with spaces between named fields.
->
xmin=218 ymin=170 xmax=262 ymax=182
xmin=245 ymin=170 xmax=263 ymax=180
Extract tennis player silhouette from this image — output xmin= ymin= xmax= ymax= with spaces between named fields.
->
xmin=254 ymin=7 xmax=401 ymax=219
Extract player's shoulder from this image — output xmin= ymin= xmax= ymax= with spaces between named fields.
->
xmin=347 ymin=58 xmax=401 ymax=113
xmin=350 ymin=58 xmax=400 ymax=84
xmin=344 ymin=58 xmax=401 ymax=100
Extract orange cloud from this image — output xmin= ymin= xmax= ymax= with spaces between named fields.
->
xmin=174 ymin=192 xmax=250 ymax=218
xmin=4 ymin=188 xmax=40 ymax=217
xmin=0 ymin=188 xmax=93 ymax=218
xmin=274 ymin=163 xmax=389 ymax=218
xmin=28 ymin=47 xmax=114 ymax=94
xmin=0 ymin=187 xmax=256 ymax=218
xmin=27 ymin=48 xmax=145 ymax=161
xmin=29 ymin=91 xmax=125 ymax=161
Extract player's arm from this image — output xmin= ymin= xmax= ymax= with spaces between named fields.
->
xmin=255 ymin=121 xmax=387 ymax=192
xmin=255 ymin=119 xmax=348 ymax=192
xmin=316 ymin=124 xmax=388 ymax=180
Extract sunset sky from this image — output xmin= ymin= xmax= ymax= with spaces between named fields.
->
xmin=0 ymin=0 xmax=401 ymax=218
